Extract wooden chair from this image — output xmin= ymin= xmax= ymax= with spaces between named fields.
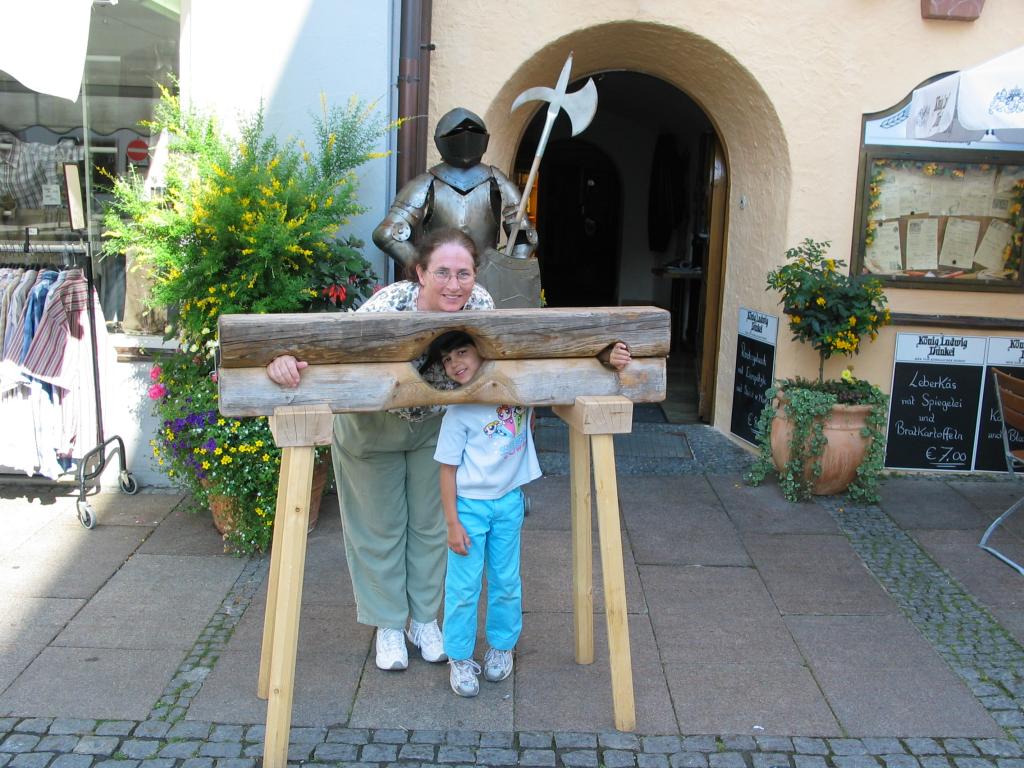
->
xmin=979 ymin=368 xmax=1024 ymax=576
xmin=217 ymin=306 xmax=670 ymax=768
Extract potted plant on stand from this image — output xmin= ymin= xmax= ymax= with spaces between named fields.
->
xmin=746 ymin=238 xmax=892 ymax=503
xmin=104 ymin=89 xmax=386 ymax=553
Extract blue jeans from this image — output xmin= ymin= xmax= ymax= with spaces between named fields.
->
xmin=442 ymin=488 xmax=524 ymax=661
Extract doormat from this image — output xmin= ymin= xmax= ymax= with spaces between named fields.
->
xmin=533 ymin=423 xmax=693 ymax=460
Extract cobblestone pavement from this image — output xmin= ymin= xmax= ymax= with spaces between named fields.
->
xmin=2 ymin=424 xmax=1023 ymax=768
xmin=2 ymin=718 xmax=1024 ymax=768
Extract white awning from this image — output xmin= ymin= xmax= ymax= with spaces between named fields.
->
xmin=0 ymin=0 xmax=93 ymax=103
xmin=907 ymin=45 xmax=1024 ymax=142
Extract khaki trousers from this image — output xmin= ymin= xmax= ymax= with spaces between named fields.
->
xmin=331 ymin=411 xmax=445 ymax=629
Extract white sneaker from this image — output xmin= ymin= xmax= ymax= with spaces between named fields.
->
xmin=483 ymin=647 xmax=514 ymax=682
xmin=375 ymin=626 xmax=408 ymax=671
xmin=448 ymin=658 xmax=481 ymax=697
xmin=406 ymin=619 xmax=447 ymax=662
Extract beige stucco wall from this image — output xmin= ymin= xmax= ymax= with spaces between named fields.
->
xmin=428 ymin=1 xmax=1024 ymax=432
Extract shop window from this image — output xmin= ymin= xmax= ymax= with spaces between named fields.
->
xmin=854 ymin=89 xmax=1024 ymax=292
xmin=0 ymin=1 xmax=178 ymax=329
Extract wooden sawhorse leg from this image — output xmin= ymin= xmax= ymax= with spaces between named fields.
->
xmin=554 ymin=396 xmax=636 ymax=732
xmin=257 ymin=405 xmax=333 ymax=768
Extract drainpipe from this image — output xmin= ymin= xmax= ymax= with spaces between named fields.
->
xmin=396 ymin=0 xmax=433 ymax=189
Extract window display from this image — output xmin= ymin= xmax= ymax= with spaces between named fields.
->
xmin=0 ymin=0 xmax=178 ymax=327
xmin=855 ymin=150 xmax=1024 ymax=289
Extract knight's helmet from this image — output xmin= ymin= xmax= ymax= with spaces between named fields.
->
xmin=434 ymin=108 xmax=489 ymax=168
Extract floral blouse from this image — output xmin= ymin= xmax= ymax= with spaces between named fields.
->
xmin=356 ymin=280 xmax=495 ymax=421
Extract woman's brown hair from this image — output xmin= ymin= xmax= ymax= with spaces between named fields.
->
xmin=412 ymin=227 xmax=480 ymax=271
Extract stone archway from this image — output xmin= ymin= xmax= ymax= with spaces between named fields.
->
xmin=482 ymin=21 xmax=790 ymax=430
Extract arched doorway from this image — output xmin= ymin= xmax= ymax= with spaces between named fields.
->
xmin=513 ymin=71 xmax=724 ymax=422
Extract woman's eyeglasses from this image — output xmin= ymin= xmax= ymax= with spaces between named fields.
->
xmin=428 ymin=269 xmax=474 ymax=285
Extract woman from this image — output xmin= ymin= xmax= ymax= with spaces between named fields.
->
xmin=267 ymin=227 xmax=633 ymax=672
xmin=267 ymin=228 xmax=495 ymax=671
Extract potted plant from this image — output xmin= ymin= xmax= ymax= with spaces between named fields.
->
xmin=105 ymin=88 xmax=386 ymax=553
xmin=746 ymin=238 xmax=891 ymax=503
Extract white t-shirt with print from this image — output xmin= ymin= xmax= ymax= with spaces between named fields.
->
xmin=434 ymin=403 xmax=542 ymax=500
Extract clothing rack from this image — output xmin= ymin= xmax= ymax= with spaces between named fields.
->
xmin=0 ymin=233 xmax=138 ymax=527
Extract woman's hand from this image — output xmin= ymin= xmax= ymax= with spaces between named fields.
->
xmin=598 ymin=341 xmax=632 ymax=371
xmin=447 ymin=519 xmax=471 ymax=556
xmin=266 ymin=355 xmax=308 ymax=388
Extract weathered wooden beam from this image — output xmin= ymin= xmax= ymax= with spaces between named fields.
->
xmin=218 ymin=307 xmax=670 ymax=368
xmin=218 ymin=358 xmax=666 ymax=417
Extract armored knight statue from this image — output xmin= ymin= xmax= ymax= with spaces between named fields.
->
xmin=372 ymin=107 xmax=541 ymax=308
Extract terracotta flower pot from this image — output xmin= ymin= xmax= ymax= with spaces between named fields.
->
xmin=206 ymin=457 xmax=330 ymax=537
xmin=769 ymin=393 xmax=873 ymax=496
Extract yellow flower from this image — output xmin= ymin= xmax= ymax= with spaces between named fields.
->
xmin=214 ymin=447 xmax=223 ymax=456
xmin=217 ymin=418 xmax=226 ymax=426
xmin=221 ymin=455 xmax=233 ymax=465
xmin=202 ymin=461 xmax=211 ymax=470
xmin=825 ymin=259 xmax=836 ymax=271
xmin=841 ymin=369 xmax=854 ymax=382
xmin=849 ymin=316 xmax=857 ymax=326
xmin=262 ymin=453 xmax=270 ymax=462
xmin=792 ymin=315 xmax=802 ymax=324
xmin=816 ymin=297 xmax=826 ymax=307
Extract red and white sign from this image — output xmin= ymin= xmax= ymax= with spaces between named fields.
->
xmin=126 ymin=138 xmax=149 ymax=164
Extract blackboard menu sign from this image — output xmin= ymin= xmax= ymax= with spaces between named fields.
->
xmin=885 ymin=332 xmax=986 ymax=471
xmin=730 ymin=307 xmax=778 ymax=445
xmin=973 ymin=338 xmax=1024 ymax=472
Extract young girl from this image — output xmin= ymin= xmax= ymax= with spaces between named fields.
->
xmin=430 ymin=331 xmax=540 ymax=696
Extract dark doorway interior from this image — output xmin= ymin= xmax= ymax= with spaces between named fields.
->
xmin=513 ymin=71 xmax=719 ymax=423
xmin=536 ymin=140 xmax=620 ymax=307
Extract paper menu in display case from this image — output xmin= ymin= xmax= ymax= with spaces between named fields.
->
xmin=905 ymin=216 xmax=939 ymax=270
xmin=865 ymin=220 xmax=903 ymax=273
xmin=938 ymin=218 xmax=980 ymax=268
xmin=974 ymin=218 xmax=1014 ymax=272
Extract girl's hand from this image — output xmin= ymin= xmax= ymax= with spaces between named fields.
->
xmin=601 ymin=341 xmax=632 ymax=371
xmin=447 ymin=520 xmax=471 ymax=556
xmin=267 ymin=355 xmax=308 ymax=388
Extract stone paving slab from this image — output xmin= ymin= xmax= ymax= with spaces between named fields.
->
xmin=184 ymin=646 xmax=369 ymax=727
xmin=786 ymin=615 xmax=1003 ymax=737
xmin=641 ymin=564 xmax=802 ymax=663
xmin=514 ymin=611 xmax=677 ymax=734
xmin=0 ymin=493 xmax=68 ymax=557
xmin=0 ymin=597 xmax=84 ymax=646
xmin=349 ymin=651 xmax=512 ymax=732
xmin=0 ymin=643 xmax=41 ymax=694
xmin=705 ymin=474 xmax=839 ymax=535
xmin=742 ymin=533 xmax=898 ymax=616
xmin=909 ymin=530 xmax=1024 ymax=611
xmin=521 ymin=531 xmax=647 ymax=615
xmin=137 ymin=503 xmax=229 ymax=557
xmin=66 ymin=491 xmax=182 ymax=529
xmin=53 ymin=554 xmax=246 ymax=651
xmin=621 ymin=476 xmax=750 ymax=566
xmin=224 ymin=603 xmax=368 ymax=654
xmin=949 ymin=480 xmax=1024 ymax=527
xmin=0 ymin=521 xmax=151 ymax=600
xmin=879 ymin=479 xmax=991 ymax=531
xmin=0 ymin=647 xmax=183 ymax=720
xmin=664 ymin=661 xmax=842 ymax=736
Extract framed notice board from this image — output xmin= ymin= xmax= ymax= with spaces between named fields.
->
xmin=730 ymin=308 xmax=778 ymax=445
xmin=885 ymin=332 xmax=1024 ymax=472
